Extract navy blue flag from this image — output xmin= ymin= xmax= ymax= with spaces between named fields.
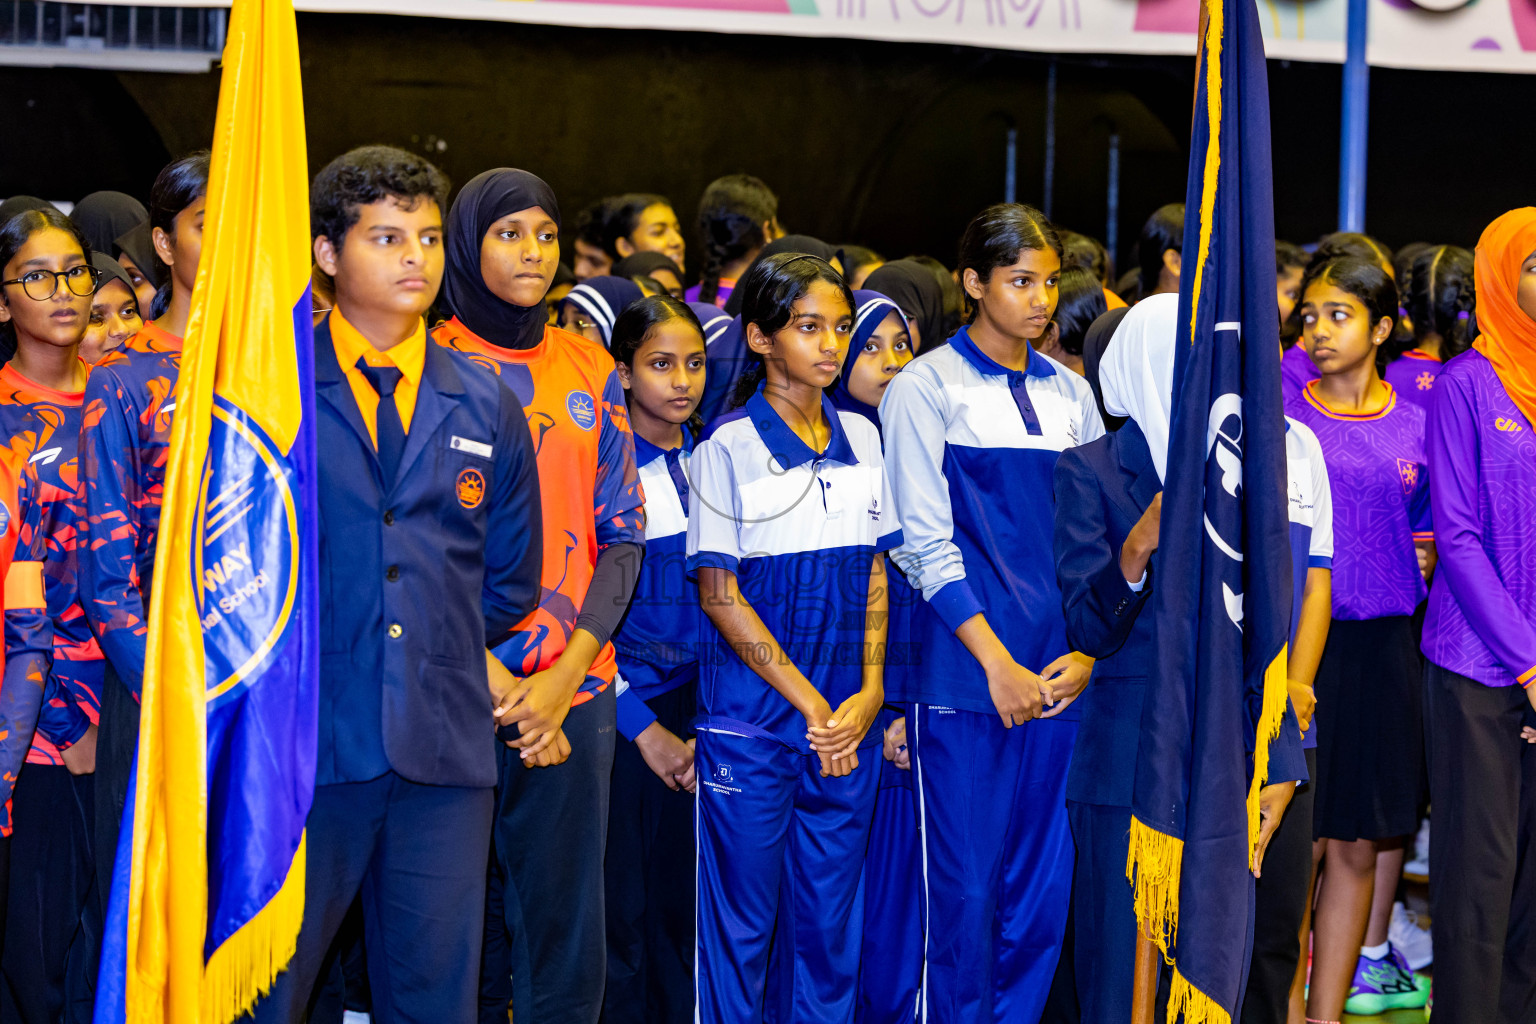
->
xmin=1124 ymin=0 xmax=1293 ymax=1019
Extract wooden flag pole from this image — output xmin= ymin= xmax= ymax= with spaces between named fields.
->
xmin=1131 ymin=927 xmax=1160 ymax=1024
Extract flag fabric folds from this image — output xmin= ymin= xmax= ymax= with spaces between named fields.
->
xmin=1123 ymin=0 xmax=1292 ymax=1019
xmin=94 ymin=0 xmax=319 ymax=1020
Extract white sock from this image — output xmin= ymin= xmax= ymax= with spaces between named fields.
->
xmin=1361 ymin=941 xmax=1390 ymax=960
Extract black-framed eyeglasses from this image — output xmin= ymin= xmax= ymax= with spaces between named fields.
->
xmin=1 ymin=264 xmax=101 ymax=302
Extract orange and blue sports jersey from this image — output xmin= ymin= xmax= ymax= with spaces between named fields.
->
xmin=0 ymin=363 xmax=103 ymax=766
xmin=78 ymin=321 xmax=180 ymax=698
xmin=433 ymin=318 xmax=645 ymax=703
xmin=0 ymin=454 xmax=57 ymax=835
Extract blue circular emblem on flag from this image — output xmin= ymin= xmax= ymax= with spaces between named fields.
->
xmin=193 ymin=397 xmax=300 ymax=704
xmin=566 ymin=390 xmax=597 ymax=431
xmin=0 ymin=498 xmax=10 ymax=535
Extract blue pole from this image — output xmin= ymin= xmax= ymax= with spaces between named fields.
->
xmin=1338 ymin=0 xmax=1369 ymax=232
xmin=1005 ymin=126 xmax=1018 ymax=205
xmin=1043 ymin=62 xmax=1057 ymax=216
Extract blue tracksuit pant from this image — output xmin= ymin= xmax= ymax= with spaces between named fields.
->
xmin=695 ymin=725 xmax=880 ymax=1024
xmin=909 ymin=705 xmax=1077 ymax=1024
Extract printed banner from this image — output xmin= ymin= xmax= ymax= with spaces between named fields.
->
xmin=105 ymin=0 xmax=1536 ymax=72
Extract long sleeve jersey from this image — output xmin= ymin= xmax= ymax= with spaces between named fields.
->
xmin=78 ymin=322 xmax=181 ymax=697
xmin=0 ymin=363 xmax=102 ymax=764
xmin=880 ymin=327 xmax=1104 ymax=714
xmin=1422 ymin=350 xmax=1536 ymax=688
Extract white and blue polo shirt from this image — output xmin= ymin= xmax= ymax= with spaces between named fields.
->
xmin=612 ymin=431 xmax=704 ymax=741
xmin=1284 ymin=416 xmax=1334 ymax=749
xmin=686 ymin=384 xmax=902 ymax=749
xmin=880 ymin=325 xmax=1104 ymax=714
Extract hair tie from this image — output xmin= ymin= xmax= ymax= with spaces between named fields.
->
xmin=1457 ymin=310 xmax=1471 ymax=321
xmin=1398 ymin=306 xmax=1409 ymax=319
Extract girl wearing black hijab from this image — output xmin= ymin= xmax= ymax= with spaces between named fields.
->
xmin=71 ymin=191 xmax=148 ymax=257
xmin=432 ymin=168 xmax=647 ymax=1024
xmin=864 ymin=258 xmax=955 ymax=352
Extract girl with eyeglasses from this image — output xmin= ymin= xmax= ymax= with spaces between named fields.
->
xmin=0 ymin=206 xmax=111 ymax=1019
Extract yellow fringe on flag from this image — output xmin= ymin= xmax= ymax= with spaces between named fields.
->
xmin=1246 ymin=647 xmax=1290 ymax=856
xmin=201 ymin=833 xmax=307 ymax=1024
xmin=1125 ymin=817 xmax=1183 ymax=964
xmin=1187 ymin=0 xmax=1225 ymax=345
xmin=1168 ymin=968 xmax=1234 ymax=1024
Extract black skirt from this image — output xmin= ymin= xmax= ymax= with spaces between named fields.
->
xmin=1312 ymin=615 xmax=1424 ymax=842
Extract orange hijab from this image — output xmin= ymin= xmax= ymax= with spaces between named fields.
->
xmin=1473 ymin=208 xmax=1536 ymax=429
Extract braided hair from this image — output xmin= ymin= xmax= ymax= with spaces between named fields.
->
xmin=695 ymin=174 xmax=779 ymax=305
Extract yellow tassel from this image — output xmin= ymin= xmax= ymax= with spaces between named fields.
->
xmin=1167 ymin=968 xmax=1234 ymax=1024
xmin=201 ymin=831 xmax=307 ymax=1024
xmin=1246 ymin=646 xmax=1290 ymax=857
xmin=1126 ymin=817 xmax=1184 ymax=963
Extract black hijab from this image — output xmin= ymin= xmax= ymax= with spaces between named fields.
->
xmin=864 ymin=260 xmax=947 ymax=352
xmin=723 ymin=234 xmax=840 ymax=316
xmin=113 ymin=221 xmax=169 ymax=290
xmin=1080 ymin=306 xmax=1132 ymax=432
xmin=72 ymin=191 xmax=148 ymax=256
xmin=0 ymin=196 xmax=59 ymax=226
xmin=610 ymin=250 xmax=682 ymax=283
xmin=90 ymin=252 xmax=138 ymax=302
xmin=441 ymin=168 xmax=562 ymax=350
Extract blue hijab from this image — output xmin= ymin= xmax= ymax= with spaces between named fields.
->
xmin=562 ymin=276 xmax=644 ymax=349
xmin=827 ymin=289 xmax=908 ymax=432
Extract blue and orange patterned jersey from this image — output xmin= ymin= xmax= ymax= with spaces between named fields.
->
xmin=0 ymin=363 xmax=104 ymax=765
xmin=78 ymin=321 xmax=181 ymax=698
xmin=0 ymin=454 xmax=56 ymax=834
xmin=433 ymin=318 xmax=645 ymax=704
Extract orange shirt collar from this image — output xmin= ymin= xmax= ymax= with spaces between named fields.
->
xmin=329 ymin=306 xmax=426 ymax=386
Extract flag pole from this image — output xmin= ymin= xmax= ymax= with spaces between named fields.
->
xmin=1132 ymin=927 xmax=1159 ymax=1023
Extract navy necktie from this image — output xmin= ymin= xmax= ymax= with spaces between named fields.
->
xmin=664 ymin=448 xmax=690 ymax=508
xmin=356 ymin=358 xmax=405 ymax=483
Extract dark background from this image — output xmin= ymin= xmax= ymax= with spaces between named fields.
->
xmin=3 ymin=11 xmax=1533 ymax=274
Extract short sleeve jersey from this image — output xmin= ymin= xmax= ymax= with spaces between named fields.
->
xmin=1287 ymin=381 xmax=1431 ymax=620
xmin=614 ymin=432 xmax=702 ymax=703
xmin=687 ymin=390 xmax=901 ymax=749
xmin=433 ymin=318 xmax=645 ymax=701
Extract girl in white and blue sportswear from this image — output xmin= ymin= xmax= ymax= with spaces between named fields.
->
xmin=880 ymin=204 xmax=1104 ymax=1024
xmin=687 ymin=252 xmax=901 ymax=1024
xmin=603 ymin=295 xmax=708 ymax=1024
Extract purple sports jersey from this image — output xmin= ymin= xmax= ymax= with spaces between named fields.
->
xmin=1286 ymin=381 xmax=1432 ymax=621
xmin=1280 ymin=343 xmax=1319 ymax=406
xmin=1422 ymin=351 xmax=1536 ymax=688
xmin=79 ymin=322 xmax=181 ymax=697
xmin=1384 ymin=350 xmax=1445 ymax=411
xmin=0 ymin=364 xmax=104 ymax=765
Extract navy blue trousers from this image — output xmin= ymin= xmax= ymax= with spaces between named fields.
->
xmin=602 ymin=681 xmax=696 ymax=1024
xmin=909 ymin=706 xmax=1077 ymax=1024
xmin=251 ymin=772 xmax=493 ymax=1024
xmin=480 ymin=684 xmax=616 ymax=1024
xmin=854 ymin=753 xmax=923 ymax=1024
xmin=696 ymin=726 xmax=879 ymax=1024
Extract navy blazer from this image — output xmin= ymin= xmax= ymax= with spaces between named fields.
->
xmin=314 ymin=319 xmax=543 ymax=789
xmin=1053 ymin=421 xmax=1305 ymax=808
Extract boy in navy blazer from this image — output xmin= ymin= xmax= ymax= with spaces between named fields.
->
xmin=252 ymin=146 xmax=542 ymax=1023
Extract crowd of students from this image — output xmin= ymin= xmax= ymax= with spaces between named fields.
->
xmin=0 ymin=147 xmax=1532 ymax=1024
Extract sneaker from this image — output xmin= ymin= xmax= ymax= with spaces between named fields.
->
xmin=1343 ymin=945 xmax=1431 ymax=1015
xmin=1390 ymin=901 xmax=1434 ymax=969
xmin=1404 ymin=817 xmax=1431 ymax=877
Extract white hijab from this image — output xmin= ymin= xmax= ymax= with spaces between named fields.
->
xmin=1099 ymin=292 xmax=1180 ymax=482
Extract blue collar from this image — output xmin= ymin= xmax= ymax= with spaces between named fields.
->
xmin=949 ymin=325 xmax=1058 ymax=380
xmin=745 ymin=384 xmax=859 ymax=470
xmin=633 ymin=428 xmax=695 ymax=468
